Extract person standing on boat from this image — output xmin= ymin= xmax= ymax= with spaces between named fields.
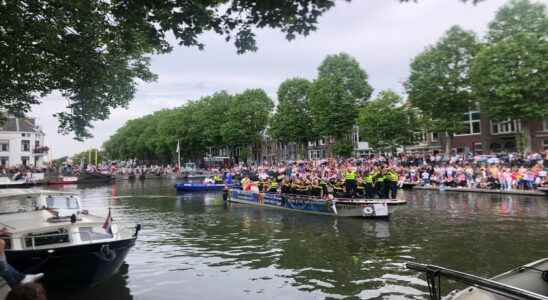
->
xmin=0 ymin=229 xmax=44 ymax=288
xmin=386 ymin=168 xmax=399 ymax=199
xmin=344 ymin=167 xmax=357 ymax=198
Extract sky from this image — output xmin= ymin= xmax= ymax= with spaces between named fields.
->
xmin=30 ymin=0 xmax=546 ymax=159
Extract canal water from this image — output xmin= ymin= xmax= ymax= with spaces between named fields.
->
xmin=3 ymin=180 xmax=548 ymax=299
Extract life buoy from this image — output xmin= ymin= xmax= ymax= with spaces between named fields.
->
xmin=362 ymin=206 xmax=374 ymax=216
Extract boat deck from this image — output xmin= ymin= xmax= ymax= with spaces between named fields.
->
xmin=0 ymin=210 xmax=105 ymax=233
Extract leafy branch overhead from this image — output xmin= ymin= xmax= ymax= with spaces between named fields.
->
xmin=1 ymin=0 xmax=483 ymax=140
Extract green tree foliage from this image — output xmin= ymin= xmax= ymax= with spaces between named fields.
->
xmin=103 ymin=89 xmax=272 ymax=163
xmin=223 ymin=89 xmax=274 ymax=158
xmin=471 ymin=0 xmax=548 ymax=152
xmin=358 ymin=90 xmax=421 ymax=151
xmin=71 ymin=149 xmax=104 ymax=166
xmin=1 ymin=0 xmax=346 ymax=140
xmin=309 ymin=53 xmax=373 ymax=140
xmin=269 ymin=78 xmax=313 ymax=146
xmin=487 ymin=0 xmax=548 ymax=43
xmin=405 ymin=26 xmax=480 ymax=154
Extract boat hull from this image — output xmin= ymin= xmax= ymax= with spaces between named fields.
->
xmin=229 ymin=189 xmax=390 ymax=218
xmin=6 ymin=237 xmax=136 ymax=287
xmin=175 ymin=183 xmax=227 ymax=192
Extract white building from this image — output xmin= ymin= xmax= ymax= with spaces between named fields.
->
xmin=0 ymin=117 xmax=48 ymax=168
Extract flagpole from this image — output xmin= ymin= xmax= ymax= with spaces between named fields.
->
xmin=177 ymin=139 xmax=181 ymax=175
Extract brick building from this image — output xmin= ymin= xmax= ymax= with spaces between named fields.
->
xmin=410 ymin=110 xmax=548 ymax=154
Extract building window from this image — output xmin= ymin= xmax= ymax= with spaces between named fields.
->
xmin=544 ymin=140 xmax=548 ymax=150
xmin=0 ymin=157 xmax=8 ymax=167
xmin=0 ymin=141 xmax=8 ymax=152
xmin=21 ymin=140 xmax=30 ymax=152
xmin=308 ymin=149 xmax=324 ymax=160
xmin=456 ymin=111 xmax=481 ymax=135
xmin=21 ymin=156 xmax=29 ymax=166
xmin=474 ymin=142 xmax=483 ymax=154
xmin=431 ymin=132 xmax=439 ymax=142
xmin=491 ymin=119 xmax=521 ymax=135
xmin=35 ymin=140 xmax=40 ymax=148
xmin=543 ymin=120 xmax=548 ymax=131
xmin=318 ymin=138 xmax=325 ymax=146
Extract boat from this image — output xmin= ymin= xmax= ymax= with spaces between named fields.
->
xmin=0 ymin=173 xmax=45 ymax=188
xmin=47 ymin=172 xmax=113 ymax=185
xmin=228 ymin=189 xmax=391 ymax=218
xmin=538 ymin=187 xmax=548 ymax=195
xmin=175 ymin=182 xmax=229 ymax=192
xmin=401 ymin=181 xmax=418 ymax=190
xmin=0 ymin=191 xmax=140 ymax=287
xmin=407 ymin=259 xmax=548 ymax=300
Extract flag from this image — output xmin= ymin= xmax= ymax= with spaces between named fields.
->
xmin=176 ymin=140 xmax=180 ymax=153
xmin=102 ymin=208 xmax=113 ymax=236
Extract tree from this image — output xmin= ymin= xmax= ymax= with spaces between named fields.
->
xmin=405 ymin=25 xmax=480 ymax=155
xmin=471 ymin=33 xmax=548 ymax=152
xmin=0 ymin=0 xmax=345 ymax=140
xmin=71 ymin=148 xmax=104 ymax=166
xmin=269 ymin=78 xmax=313 ymax=158
xmin=222 ymin=89 xmax=273 ymax=162
xmin=470 ymin=0 xmax=548 ymax=153
xmin=308 ymin=53 xmax=372 ymax=156
xmin=487 ymin=0 xmax=548 ymax=43
xmin=358 ymin=90 xmax=421 ymax=152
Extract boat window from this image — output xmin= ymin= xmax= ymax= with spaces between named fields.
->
xmin=25 ymin=228 xmax=70 ymax=248
xmin=46 ymin=196 xmax=80 ymax=210
xmin=79 ymin=226 xmax=112 ymax=241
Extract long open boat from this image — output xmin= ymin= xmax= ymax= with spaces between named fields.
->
xmin=407 ymin=259 xmax=548 ymax=300
xmin=228 ymin=189 xmax=402 ymax=218
xmin=175 ymin=183 xmax=230 ymax=192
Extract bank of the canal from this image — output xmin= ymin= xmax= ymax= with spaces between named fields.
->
xmin=2 ymin=180 xmax=547 ymax=300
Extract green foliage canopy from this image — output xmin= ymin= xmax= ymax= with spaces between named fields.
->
xmin=405 ymin=25 xmax=480 ymax=136
xmin=269 ymin=78 xmax=313 ymax=144
xmin=0 ymin=0 xmax=346 ymax=140
xmin=309 ymin=53 xmax=373 ymax=140
xmin=358 ymin=90 xmax=421 ymax=151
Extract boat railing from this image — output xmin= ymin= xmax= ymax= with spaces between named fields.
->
xmin=4 ymin=223 xmax=140 ymax=250
xmin=406 ymin=261 xmax=547 ymax=300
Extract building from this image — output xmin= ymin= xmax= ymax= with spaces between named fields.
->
xmin=0 ymin=116 xmax=48 ymax=167
xmin=411 ymin=110 xmax=548 ymax=154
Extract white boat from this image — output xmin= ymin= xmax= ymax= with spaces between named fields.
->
xmin=407 ymin=259 xmax=548 ymax=299
xmin=0 ymin=173 xmax=44 ymax=188
xmin=0 ymin=191 xmax=140 ymax=287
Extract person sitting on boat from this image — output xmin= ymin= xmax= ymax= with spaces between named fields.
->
xmin=0 ymin=229 xmax=44 ymax=288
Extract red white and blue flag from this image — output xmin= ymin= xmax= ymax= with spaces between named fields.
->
xmin=102 ymin=208 xmax=113 ymax=236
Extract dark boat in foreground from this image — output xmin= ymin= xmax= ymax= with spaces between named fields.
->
xmin=407 ymin=259 xmax=548 ymax=300
xmin=0 ymin=191 xmax=140 ymax=288
xmin=228 ymin=189 xmax=396 ymax=218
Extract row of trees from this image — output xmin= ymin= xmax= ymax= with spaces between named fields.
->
xmin=104 ymin=53 xmax=389 ymax=162
xmin=405 ymin=0 xmax=548 ymax=153
xmin=103 ymin=0 xmax=546 ymax=163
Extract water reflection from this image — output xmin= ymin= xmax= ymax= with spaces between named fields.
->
xmin=1 ymin=182 xmax=548 ymax=299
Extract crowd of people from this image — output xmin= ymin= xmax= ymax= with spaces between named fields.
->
xmin=219 ymin=151 xmax=548 ymax=198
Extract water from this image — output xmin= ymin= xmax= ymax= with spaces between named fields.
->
xmin=3 ymin=180 xmax=548 ymax=299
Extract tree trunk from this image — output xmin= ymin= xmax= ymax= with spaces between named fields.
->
xmin=520 ymin=120 xmax=532 ymax=155
xmin=445 ymin=132 xmax=453 ymax=157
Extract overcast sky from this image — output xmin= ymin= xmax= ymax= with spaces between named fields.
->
xmin=31 ymin=0 xmax=547 ymax=159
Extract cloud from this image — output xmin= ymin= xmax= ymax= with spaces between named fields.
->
xmin=29 ymin=0 xmax=542 ymax=158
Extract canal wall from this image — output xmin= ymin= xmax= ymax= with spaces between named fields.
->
xmin=413 ymin=185 xmax=547 ymax=197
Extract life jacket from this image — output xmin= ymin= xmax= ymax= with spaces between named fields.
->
xmin=345 ymin=171 xmax=357 ymax=180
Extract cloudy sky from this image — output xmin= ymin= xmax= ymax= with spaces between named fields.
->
xmin=31 ymin=0 xmax=545 ymax=158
